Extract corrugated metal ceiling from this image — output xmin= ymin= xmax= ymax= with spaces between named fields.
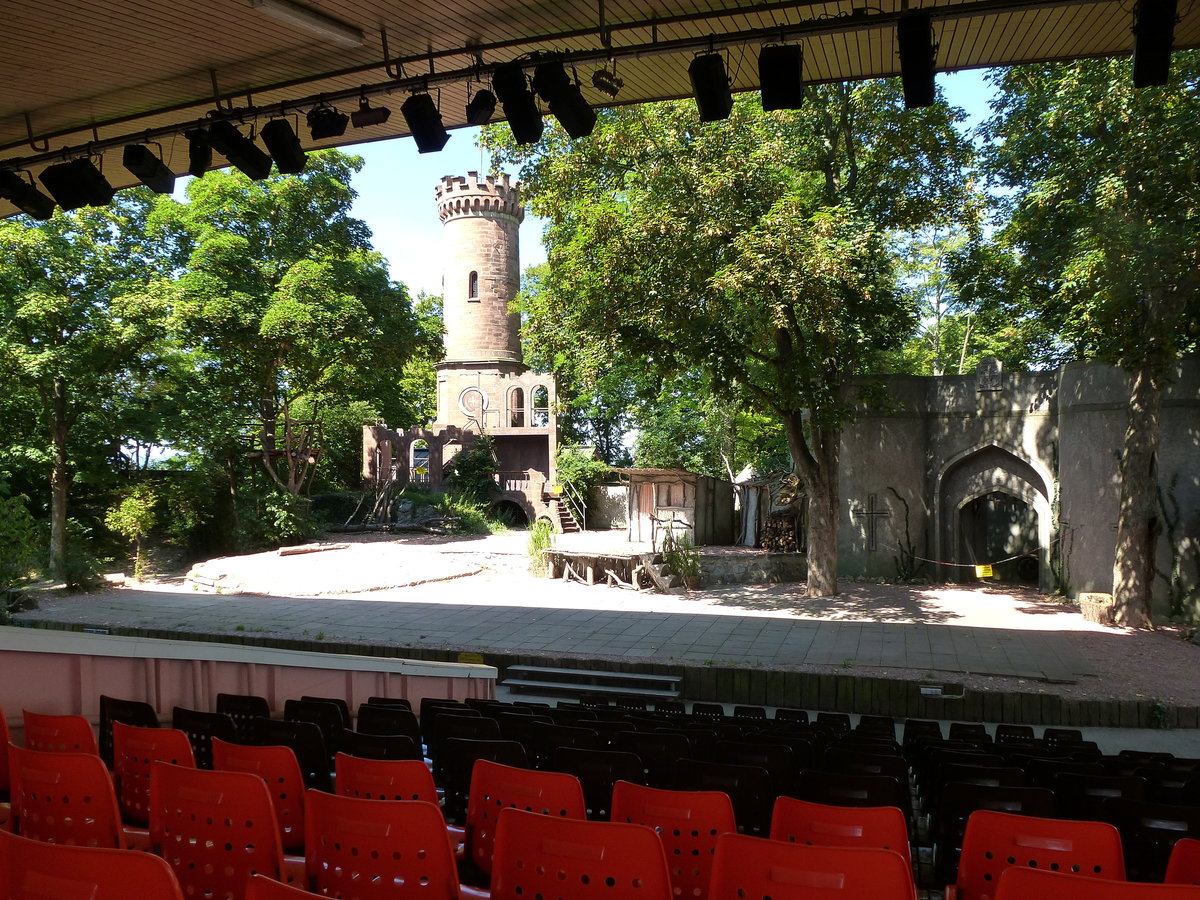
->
xmin=0 ymin=0 xmax=1195 ymax=215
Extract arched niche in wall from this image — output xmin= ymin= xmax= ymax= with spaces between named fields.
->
xmin=531 ymin=385 xmax=550 ymax=427
xmin=509 ymin=386 xmax=525 ymax=427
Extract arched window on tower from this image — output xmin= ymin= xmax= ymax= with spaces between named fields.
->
xmin=468 ymin=271 xmax=479 ymax=301
xmin=532 ymin=386 xmax=550 ymax=427
xmin=509 ymin=387 xmax=525 ymax=427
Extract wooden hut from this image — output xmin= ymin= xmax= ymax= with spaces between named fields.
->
xmin=616 ymin=468 xmax=735 ymax=546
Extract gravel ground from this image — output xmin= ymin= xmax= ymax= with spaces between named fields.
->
xmin=26 ymin=530 xmax=1200 ymax=707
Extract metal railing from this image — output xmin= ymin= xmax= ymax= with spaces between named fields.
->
xmin=561 ymin=481 xmax=588 ymax=531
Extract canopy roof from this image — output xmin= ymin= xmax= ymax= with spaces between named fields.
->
xmin=2 ymin=0 xmax=1196 ymax=215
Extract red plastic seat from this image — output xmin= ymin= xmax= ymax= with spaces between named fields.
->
xmin=213 ymin=737 xmax=306 ymax=854
xmin=22 ymin=709 xmax=99 ymax=755
xmin=149 ymin=761 xmax=284 ymax=899
xmin=245 ymin=873 xmax=316 ymax=899
xmin=305 ymin=791 xmax=460 ymax=899
xmin=611 ymin=780 xmax=737 ymax=900
xmin=997 ymin=866 xmax=1200 ymax=900
xmin=949 ymin=809 xmax=1125 ymax=900
xmin=335 ymin=752 xmax=440 ymax=803
xmin=770 ymin=795 xmax=912 ymax=866
xmin=111 ymin=720 xmax=195 ymax=826
xmin=0 ymin=828 xmax=185 ymax=899
xmin=0 ymin=707 xmax=11 ymax=830
xmin=463 ymin=758 xmax=587 ymax=885
xmin=8 ymin=744 xmax=130 ymax=848
xmin=491 ymin=806 xmax=673 ymax=900
xmin=1167 ymin=839 xmax=1200 ymax=885
xmin=709 ymin=832 xmax=917 ymax=900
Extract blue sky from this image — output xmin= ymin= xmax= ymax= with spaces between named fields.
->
xmin=344 ymin=68 xmax=996 ymax=298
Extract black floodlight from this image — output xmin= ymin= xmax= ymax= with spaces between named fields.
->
xmin=532 ymin=60 xmax=596 ymax=139
xmin=208 ymin=120 xmax=273 ymax=180
xmin=492 ymin=62 xmax=544 ymax=144
xmin=307 ymin=105 xmax=349 ymax=140
xmin=465 ymin=89 xmax=497 ymax=126
xmin=351 ymin=98 xmax=392 ymax=128
xmin=1133 ymin=0 xmax=1177 ymax=87
xmin=401 ymin=93 xmax=450 ymax=153
xmin=186 ymin=129 xmax=212 ymax=178
xmin=260 ymin=119 xmax=307 ymax=174
xmin=759 ymin=44 xmax=804 ymax=111
xmin=39 ymin=158 xmax=115 ymax=210
xmin=0 ymin=169 xmax=55 ymax=220
xmin=689 ymin=53 xmax=733 ymax=122
xmin=591 ymin=66 xmax=623 ymax=98
xmin=122 ymin=144 xmax=177 ymax=194
xmin=897 ymin=13 xmax=936 ymax=108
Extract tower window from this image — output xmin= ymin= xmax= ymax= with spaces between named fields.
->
xmin=468 ymin=271 xmax=479 ymax=301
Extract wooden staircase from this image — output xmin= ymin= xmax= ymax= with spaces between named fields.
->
xmin=554 ymin=497 xmax=581 ymax=533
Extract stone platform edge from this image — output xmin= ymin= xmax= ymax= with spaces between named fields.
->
xmin=14 ymin=621 xmax=1198 ymax=730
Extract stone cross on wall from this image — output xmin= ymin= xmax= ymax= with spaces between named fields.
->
xmin=853 ymin=493 xmax=892 ymax=551
xmin=977 ymin=357 xmax=1003 ymax=392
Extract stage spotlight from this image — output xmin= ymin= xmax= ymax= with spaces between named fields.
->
xmin=307 ymin=105 xmax=349 ymax=140
xmin=122 ymin=144 xmax=177 ymax=194
xmin=465 ymin=89 xmax=497 ymax=126
xmin=591 ymin=66 xmax=623 ymax=99
xmin=351 ymin=98 xmax=391 ymax=128
xmin=401 ymin=93 xmax=451 ymax=153
xmin=208 ymin=120 xmax=273 ymax=180
xmin=759 ymin=44 xmax=804 ymax=111
xmin=186 ymin=129 xmax=212 ymax=178
xmin=260 ymin=119 xmax=307 ymax=174
xmin=1133 ymin=0 xmax=1177 ymax=87
xmin=532 ymin=60 xmax=596 ymax=138
xmin=689 ymin=53 xmax=733 ymax=122
xmin=0 ymin=169 xmax=55 ymax=220
xmin=39 ymin=158 xmax=115 ymax=210
xmin=492 ymin=62 xmax=544 ymax=144
xmin=897 ymin=12 xmax=936 ymax=108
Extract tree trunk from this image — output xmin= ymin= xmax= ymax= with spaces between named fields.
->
xmin=1110 ymin=360 xmax=1163 ymax=628
xmin=804 ymin=424 xmax=841 ymax=597
xmin=48 ymin=376 xmax=69 ymax=582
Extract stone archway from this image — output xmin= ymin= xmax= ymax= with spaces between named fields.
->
xmin=935 ymin=444 xmax=1054 ymax=587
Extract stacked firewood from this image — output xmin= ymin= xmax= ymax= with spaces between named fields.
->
xmin=761 ymin=514 xmax=800 ymax=552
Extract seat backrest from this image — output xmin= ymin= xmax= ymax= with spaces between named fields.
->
xmin=256 ymin=717 xmax=331 ymax=790
xmin=335 ymin=753 xmax=439 ymax=803
xmin=491 ymin=806 xmax=673 ymax=900
xmin=955 ymin=809 xmax=1125 ymax=900
xmin=769 ymin=795 xmax=912 ymax=866
xmin=356 ymin=703 xmax=421 ymax=741
xmin=1167 ymin=838 xmax=1200 ymax=885
xmin=710 ymin=832 xmax=916 ymax=900
xmin=244 ymin=873 xmax=316 ymax=899
xmin=300 ymin=695 xmax=351 ymax=727
xmin=112 ymin=720 xmax=196 ymax=826
xmin=0 ymin=707 xmax=11 ymax=797
xmin=150 ymin=761 xmax=283 ymax=898
xmin=22 ymin=709 xmax=98 ymax=755
xmin=98 ymin=695 xmax=158 ymax=768
xmin=465 ymin=758 xmax=587 ymax=879
xmin=672 ymin=757 xmax=773 ymax=836
xmin=8 ymin=744 xmax=124 ymax=847
xmin=0 ymin=828 xmax=185 ymax=899
xmin=611 ymin=781 xmax=736 ymax=900
xmin=1105 ymin=798 xmax=1200 ymax=882
xmin=438 ymin=737 xmax=528 ymax=823
xmin=215 ymin=692 xmax=271 ymax=743
xmin=212 ymin=737 xmax=306 ymax=854
xmin=170 ymin=706 xmax=237 ymax=769
xmin=997 ymin=866 xmax=1200 ymax=900
xmin=305 ymin=791 xmax=459 ymax=899
xmin=337 ymin=728 xmax=421 ymax=761
xmin=553 ymin=747 xmax=645 ymax=820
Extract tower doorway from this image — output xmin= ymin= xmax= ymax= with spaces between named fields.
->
xmin=959 ymin=491 xmax=1040 ymax=583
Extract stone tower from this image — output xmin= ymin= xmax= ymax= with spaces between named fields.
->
xmin=435 ymin=172 xmax=526 ymax=427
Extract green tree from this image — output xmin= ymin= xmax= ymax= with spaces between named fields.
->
xmin=488 ymin=84 xmax=972 ymax=595
xmin=150 ymin=151 xmax=423 ymax=536
xmin=0 ymin=196 xmax=168 ymax=581
xmin=105 ymin=486 xmax=158 ymax=580
xmin=982 ymin=55 xmax=1200 ymax=626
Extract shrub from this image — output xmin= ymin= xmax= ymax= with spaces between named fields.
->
xmin=446 ymin=436 xmax=499 ymax=503
xmin=527 ymin=518 xmax=554 ymax=575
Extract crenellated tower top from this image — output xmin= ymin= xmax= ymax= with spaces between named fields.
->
xmin=436 ymin=171 xmax=525 ymax=224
